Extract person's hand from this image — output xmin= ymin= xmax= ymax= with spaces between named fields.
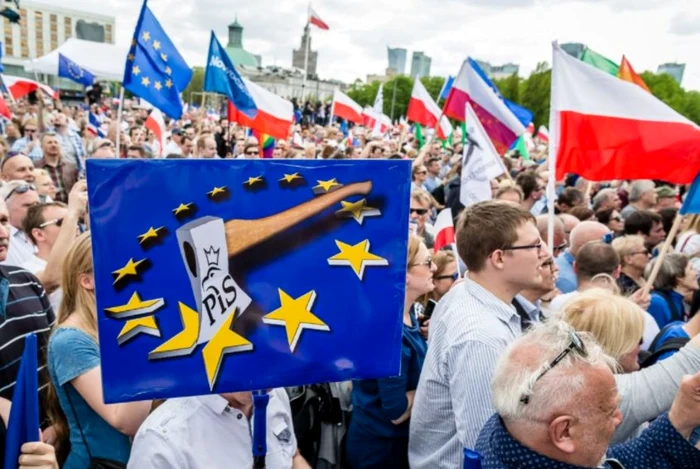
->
xmin=668 ymin=372 xmax=700 ymax=439
xmin=420 ymin=318 xmax=430 ymax=340
xmin=629 ymin=288 xmax=651 ymax=311
xmin=67 ymin=180 xmax=88 ymax=217
xmin=18 ymin=441 xmax=58 ymax=469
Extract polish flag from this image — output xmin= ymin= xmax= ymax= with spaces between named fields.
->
xmin=309 ymin=7 xmax=329 ymax=30
xmin=525 ymin=122 xmax=535 ymax=135
xmin=331 ymin=89 xmax=363 ymax=124
xmin=432 ymin=208 xmax=456 ymax=253
xmin=536 ymin=125 xmax=549 ymax=144
xmin=442 ymin=58 xmax=525 ymax=155
xmin=145 ymin=108 xmax=166 ymax=157
xmin=551 ymin=43 xmax=700 ymax=184
xmin=3 ymin=75 xmax=57 ymax=100
xmin=228 ymin=77 xmax=294 ymax=140
xmin=407 ymin=79 xmax=453 ymax=140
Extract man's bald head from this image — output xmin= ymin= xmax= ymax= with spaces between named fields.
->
xmin=1 ymin=154 xmax=35 ymax=183
xmin=536 ymin=215 xmax=565 ymax=251
xmin=569 ymin=221 xmax=611 ymax=255
xmin=558 ymin=213 xmax=580 ymax=244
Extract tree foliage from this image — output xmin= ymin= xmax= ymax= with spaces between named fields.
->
xmin=182 ymin=66 xmax=205 ymax=104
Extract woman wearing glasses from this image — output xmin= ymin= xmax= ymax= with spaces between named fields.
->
xmin=345 ymin=236 xmax=434 ymax=469
xmin=430 ymin=250 xmax=458 ymax=302
xmin=595 ymin=208 xmax=625 ymax=235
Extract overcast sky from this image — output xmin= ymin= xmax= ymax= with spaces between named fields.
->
xmin=55 ymin=0 xmax=700 ymax=90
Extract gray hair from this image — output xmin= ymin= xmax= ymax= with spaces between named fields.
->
xmin=628 ymin=180 xmax=655 ymax=203
xmin=644 ymin=252 xmax=688 ymax=290
xmin=592 ymin=188 xmax=616 ymax=211
xmin=492 ymin=320 xmax=616 ymax=422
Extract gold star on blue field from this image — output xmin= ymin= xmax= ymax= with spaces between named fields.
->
xmin=117 ymin=315 xmax=160 ymax=346
xmin=263 ymin=289 xmax=330 ymax=352
xmin=112 ymin=258 xmax=147 ymax=285
xmin=243 ymin=175 xmax=264 ymax=188
xmin=336 ymin=199 xmax=381 ymax=225
xmin=105 ymin=292 xmax=165 ymax=319
xmin=172 ymin=202 xmax=195 ymax=219
xmin=202 ymin=309 xmax=253 ymax=390
xmin=137 ymin=226 xmax=165 ymax=244
xmin=327 ymin=240 xmax=388 ymax=280
xmin=207 ymin=186 xmax=229 ymax=198
xmin=313 ymin=178 xmax=341 ymax=195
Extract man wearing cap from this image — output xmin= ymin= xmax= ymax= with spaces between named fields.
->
xmin=655 ymin=186 xmax=679 ymax=211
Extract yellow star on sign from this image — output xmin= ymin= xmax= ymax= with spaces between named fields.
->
xmin=137 ymin=226 xmax=164 ymax=244
xmin=327 ymin=240 xmax=389 ymax=280
xmin=112 ymin=258 xmax=147 ymax=285
xmin=172 ymin=203 xmax=193 ymax=216
xmin=244 ymin=176 xmax=263 ymax=186
xmin=207 ymin=186 xmax=228 ymax=197
xmin=132 ymin=65 xmax=141 ymax=76
xmin=160 ymin=53 xmax=168 ymax=62
xmin=202 ymin=309 xmax=253 ymax=390
xmin=154 ymin=81 xmax=162 ymax=91
xmin=165 ymin=79 xmax=173 ymax=89
xmin=165 ymin=66 xmax=172 ymax=75
xmin=128 ymin=53 xmax=135 ymax=61
xmin=263 ymin=289 xmax=329 ymax=352
xmin=279 ymin=173 xmax=302 ymax=183
xmin=336 ymin=199 xmax=381 ymax=225
xmin=117 ymin=315 xmax=160 ymax=345
xmin=142 ymin=31 xmax=150 ymax=41
xmin=105 ymin=291 xmax=165 ymax=319
xmin=141 ymin=76 xmax=150 ymax=86
xmin=152 ymin=40 xmax=161 ymax=50
xmin=149 ymin=302 xmax=199 ymax=359
xmin=315 ymin=178 xmax=340 ymax=192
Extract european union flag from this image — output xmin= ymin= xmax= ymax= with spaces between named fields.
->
xmin=58 ymin=53 xmax=94 ymax=87
xmin=3 ymin=334 xmax=40 ymax=469
xmin=204 ymin=31 xmax=257 ymax=119
xmin=86 ymin=159 xmax=410 ymax=402
xmin=123 ymin=0 xmax=192 ymax=119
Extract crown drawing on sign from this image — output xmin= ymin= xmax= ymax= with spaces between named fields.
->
xmin=203 ymin=246 xmax=220 ymax=267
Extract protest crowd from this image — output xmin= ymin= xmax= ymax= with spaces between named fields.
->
xmin=2 ymin=3 xmax=700 ymax=469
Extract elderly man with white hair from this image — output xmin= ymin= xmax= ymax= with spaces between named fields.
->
xmin=620 ymin=179 xmax=657 ymax=221
xmin=475 ymin=321 xmax=700 ymax=468
xmin=554 ymin=220 xmax=610 ymax=293
xmin=593 ymin=188 xmax=622 ymax=212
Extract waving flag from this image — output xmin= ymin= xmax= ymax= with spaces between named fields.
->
xmin=145 ymin=108 xmax=166 ymax=156
xmin=439 ymin=76 xmax=454 ymax=101
xmin=3 ymin=75 xmax=57 ymax=100
xmin=618 ymin=56 xmax=650 ymax=92
xmin=581 ymin=47 xmax=619 ymax=76
xmin=331 ymin=89 xmax=364 ymax=124
xmin=227 ymin=78 xmax=293 ymax=140
xmin=88 ymin=112 xmax=105 ymax=137
xmin=536 ymin=125 xmax=549 ymax=144
xmin=123 ymin=0 xmax=193 ymax=119
xmin=552 ymin=43 xmax=700 ymax=184
xmin=204 ymin=31 xmax=257 ymax=119
xmin=309 ymin=7 xmax=329 ymax=30
xmin=433 ymin=208 xmax=455 ymax=253
xmin=407 ymin=79 xmax=453 ymax=140
xmin=58 ymin=53 xmax=95 ymax=87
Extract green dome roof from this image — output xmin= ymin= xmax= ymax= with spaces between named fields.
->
xmin=225 ymin=46 xmax=259 ymax=67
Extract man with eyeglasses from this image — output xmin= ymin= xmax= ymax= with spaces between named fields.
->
xmin=11 ymin=120 xmax=43 ymax=161
xmin=476 ymin=321 xmax=700 ymax=468
xmin=34 ymin=133 xmax=79 ymax=203
xmin=0 ymin=180 xmax=40 ymax=266
xmin=409 ymin=200 xmax=548 ymax=468
xmin=241 ymin=143 xmax=260 ymax=159
xmin=1 ymin=152 xmax=36 ymax=184
xmin=89 ymin=139 xmax=116 ymax=159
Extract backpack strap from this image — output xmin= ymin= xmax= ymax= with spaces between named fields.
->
xmin=641 ymin=338 xmax=690 ymax=368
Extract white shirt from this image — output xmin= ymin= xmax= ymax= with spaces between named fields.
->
xmin=21 ymin=255 xmax=62 ymax=314
xmin=127 ymin=389 xmax=297 ymax=469
xmin=164 ymin=141 xmax=182 ymax=156
xmin=2 ymin=225 xmax=37 ymax=267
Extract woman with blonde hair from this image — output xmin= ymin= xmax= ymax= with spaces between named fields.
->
xmin=46 ymin=233 xmax=151 ymax=467
xmin=430 ymin=250 xmax=458 ymax=302
xmin=676 ymin=214 xmax=700 ymax=272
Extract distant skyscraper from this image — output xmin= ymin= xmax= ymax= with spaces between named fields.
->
xmin=292 ymin=25 xmax=318 ymax=78
xmin=561 ymin=43 xmax=586 ymax=60
xmin=657 ymin=63 xmax=685 ymax=85
xmin=410 ymin=51 xmax=431 ymax=79
xmin=387 ymin=47 xmax=407 ymax=75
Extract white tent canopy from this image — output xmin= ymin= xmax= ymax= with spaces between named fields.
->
xmin=24 ymin=38 xmax=129 ymax=81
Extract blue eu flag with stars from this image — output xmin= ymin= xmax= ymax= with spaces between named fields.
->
xmin=123 ymin=0 xmax=192 ymax=119
xmin=58 ymin=53 xmax=95 ymax=87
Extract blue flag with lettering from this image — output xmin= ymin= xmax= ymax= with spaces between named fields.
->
xmin=123 ymin=0 xmax=192 ymax=119
xmin=58 ymin=53 xmax=95 ymax=87
xmin=3 ymin=334 xmax=40 ymax=469
xmin=86 ymin=159 xmax=410 ymax=402
xmin=203 ymin=31 xmax=257 ymax=119
xmin=680 ymin=173 xmax=700 ymax=215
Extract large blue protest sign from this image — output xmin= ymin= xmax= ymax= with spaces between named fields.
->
xmin=87 ymin=159 xmax=410 ymax=402
xmin=204 ymin=31 xmax=257 ymax=119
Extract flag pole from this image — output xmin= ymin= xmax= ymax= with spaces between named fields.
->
xmin=115 ymin=86 xmax=125 ymax=156
xmin=641 ymin=213 xmax=684 ymax=296
xmin=302 ymin=4 xmax=311 ymax=103
xmin=390 ymin=78 xmax=397 ymax=121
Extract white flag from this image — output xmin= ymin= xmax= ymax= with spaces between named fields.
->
xmin=460 ymin=102 xmax=507 ymax=207
xmin=372 ymin=84 xmax=384 ymax=136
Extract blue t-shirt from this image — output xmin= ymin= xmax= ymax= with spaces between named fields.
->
xmin=652 ymin=321 xmax=690 ymax=363
xmin=47 ymin=327 xmax=132 ymax=468
xmin=648 ymin=290 xmax=686 ymax=329
xmin=350 ymin=309 xmax=427 ymax=439
xmin=554 ymin=250 xmax=577 ymax=294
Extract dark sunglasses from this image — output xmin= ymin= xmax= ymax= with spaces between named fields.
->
xmin=4 ymin=183 xmax=37 ymax=201
xmin=520 ymin=330 xmax=587 ymax=404
xmin=435 ymin=272 xmax=459 ymax=282
xmin=415 ymin=170 xmax=427 ymax=175
xmin=410 ymin=208 xmax=428 ymax=215
xmin=553 ymin=241 xmax=568 ymax=255
xmin=39 ymin=218 xmax=63 ymax=228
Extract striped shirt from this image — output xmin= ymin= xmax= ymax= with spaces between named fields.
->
xmin=408 ymin=277 xmax=521 ymax=469
xmin=0 ymin=265 xmax=55 ymax=413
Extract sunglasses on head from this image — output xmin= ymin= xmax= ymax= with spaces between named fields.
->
xmin=410 ymin=208 xmax=428 ymax=215
xmin=4 ymin=183 xmax=37 ymax=201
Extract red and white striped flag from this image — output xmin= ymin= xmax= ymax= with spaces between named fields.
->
xmin=433 ymin=208 xmax=456 ymax=253
xmin=309 ymin=7 xmax=329 ymax=30
xmin=145 ymin=108 xmax=166 ymax=157
xmin=536 ymin=125 xmax=549 ymax=144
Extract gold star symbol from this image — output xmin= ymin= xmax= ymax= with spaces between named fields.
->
xmin=137 ymin=226 xmax=164 ymax=244
xmin=315 ymin=178 xmax=341 ymax=192
xmin=165 ymin=79 xmax=173 ymax=89
xmin=112 ymin=258 xmax=147 ymax=285
xmin=152 ymin=40 xmax=161 ymax=50
xmin=161 ymin=53 xmax=168 ymax=62
xmin=263 ymin=289 xmax=330 ymax=352
xmin=117 ymin=315 xmax=160 ymax=345
xmin=202 ymin=309 xmax=253 ymax=390
xmin=154 ymin=81 xmax=162 ymax=91
xmin=105 ymin=292 xmax=165 ymax=319
xmin=142 ymin=31 xmax=150 ymax=42
xmin=149 ymin=302 xmax=199 ymax=359
xmin=132 ymin=65 xmax=141 ymax=76
xmin=141 ymin=76 xmax=150 ymax=86
xmin=128 ymin=53 xmax=135 ymax=61
xmin=327 ymin=240 xmax=388 ymax=280
xmin=244 ymin=176 xmax=263 ymax=186
xmin=336 ymin=199 xmax=381 ymax=225
xmin=279 ymin=173 xmax=302 ymax=183
xmin=207 ymin=186 xmax=228 ymax=197
xmin=172 ymin=203 xmax=193 ymax=216
xmin=165 ymin=66 xmax=172 ymax=75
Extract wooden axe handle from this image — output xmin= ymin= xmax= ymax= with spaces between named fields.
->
xmin=225 ymin=181 xmax=373 ymax=257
